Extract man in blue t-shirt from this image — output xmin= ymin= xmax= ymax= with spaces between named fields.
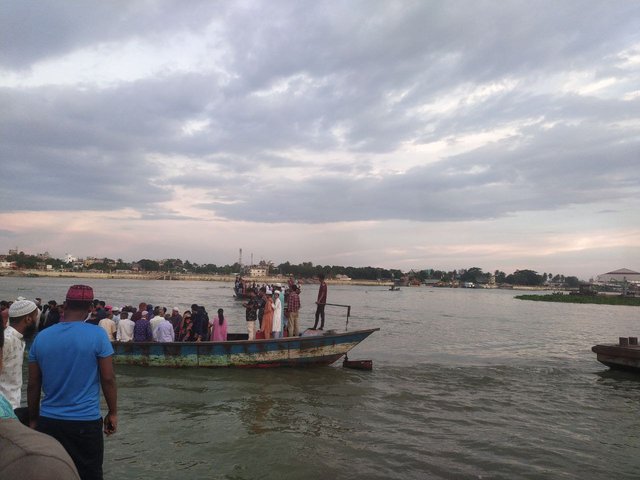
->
xmin=28 ymin=284 xmax=117 ymax=480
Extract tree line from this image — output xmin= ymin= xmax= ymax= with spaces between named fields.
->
xmin=4 ymin=252 xmax=582 ymax=286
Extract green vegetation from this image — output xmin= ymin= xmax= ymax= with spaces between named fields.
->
xmin=2 ymin=251 xmax=591 ymax=288
xmin=516 ymin=294 xmax=640 ymax=306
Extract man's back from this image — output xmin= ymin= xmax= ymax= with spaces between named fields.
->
xmin=98 ymin=318 xmax=116 ymax=341
xmin=116 ymin=319 xmax=135 ymax=342
xmin=28 ymin=322 xmax=112 ymax=420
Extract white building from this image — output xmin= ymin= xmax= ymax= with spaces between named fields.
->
xmin=65 ymin=253 xmax=77 ymax=263
xmin=249 ymin=266 xmax=268 ymax=277
xmin=596 ymin=268 xmax=640 ymax=283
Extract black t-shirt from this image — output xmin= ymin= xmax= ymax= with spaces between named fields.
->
xmin=245 ymin=298 xmax=258 ymax=321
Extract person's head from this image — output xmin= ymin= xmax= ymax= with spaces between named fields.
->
xmin=8 ymin=299 xmax=40 ymax=339
xmin=217 ymin=308 xmax=224 ymax=325
xmin=172 ymin=307 xmax=179 ymax=316
xmin=183 ymin=311 xmax=192 ymax=321
xmin=153 ymin=306 xmax=161 ymax=316
xmin=99 ymin=300 xmax=106 ymax=309
xmin=120 ymin=311 xmax=129 ymax=320
xmin=96 ymin=309 xmax=108 ymax=321
xmin=191 ymin=304 xmax=198 ymax=311
xmin=141 ymin=311 xmax=148 ymax=319
xmin=318 ymin=274 xmax=325 ymax=281
xmin=138 ymin=302 xmax=147 ymax=311
xmin=48 ymin=300 xmax=57 ymax=307
xmin=64 ymin=284 xmax=95 ymax=321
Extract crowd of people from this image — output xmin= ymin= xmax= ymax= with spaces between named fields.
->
xmin=237 ymin=273 xmax=329 ymax=340
xmin=0 ymin=273 xmax=328 ymax=347
xmin=0 ymin=275 xmax=330 ymax=479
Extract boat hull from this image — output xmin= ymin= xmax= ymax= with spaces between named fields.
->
xmin=112 ymin=328 xmax=379 ymax=368
xmin=592 ymin=344 xmax=640 ymax=371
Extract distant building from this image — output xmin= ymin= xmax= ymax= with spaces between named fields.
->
xmin=597 ymin=268 xmax=640 ymax=283
xmin=65 ymin=254 xmax=77 ymax=263
xmin=249 ymin=266 xmax=268 ymax=277
xmin=335 ymin=274 xmax=351 ymax=281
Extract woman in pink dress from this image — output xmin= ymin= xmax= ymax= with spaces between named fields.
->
xmin=211 ymin=308 xmax=228 ymax=341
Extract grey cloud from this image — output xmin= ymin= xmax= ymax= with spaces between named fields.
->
xmin=1 ymin=1 xmax=639 ymax=223
xmin=0 ymin=0 xmax=224 ymax=69
xmin=207 ymin=121 xmax=640 ymax=223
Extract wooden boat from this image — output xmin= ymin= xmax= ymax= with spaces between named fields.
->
xmin=112 ymin=328 xmax=379 ymax=368
xmin=592 ymin=337 xmax=640 ymax=371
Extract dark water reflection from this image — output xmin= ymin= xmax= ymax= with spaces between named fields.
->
xmin=3 ymin=278 xmax=640 ymax=479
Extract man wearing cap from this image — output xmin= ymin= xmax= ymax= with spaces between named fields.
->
xmin=28 ymin=284 xmax=117 ymax=480
xmin=0 ymin=299 xmax=40 ymax=416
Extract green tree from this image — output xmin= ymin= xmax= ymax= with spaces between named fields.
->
xmin=505 ymin=269 xmax=543 ymax=286
xmin=137 ymin=259 xmax=160 ymax=271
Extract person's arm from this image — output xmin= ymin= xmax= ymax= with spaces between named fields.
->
xmin=27 ymin=362 xmax=42 ymax=429
xmin=99 ymin=356 xmax=117 ymax=435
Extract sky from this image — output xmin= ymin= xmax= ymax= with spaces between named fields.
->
xmin=1 ymin=0 xmax=639 ymax=279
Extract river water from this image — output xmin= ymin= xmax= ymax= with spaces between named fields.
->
xmin=2 ymin=277 xmax=639 ymax=479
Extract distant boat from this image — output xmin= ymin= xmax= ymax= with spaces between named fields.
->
xmin=389 ymin=286 xmax=400 ymax=291
xmin=112 ymin=328 xmax=379 ymax=368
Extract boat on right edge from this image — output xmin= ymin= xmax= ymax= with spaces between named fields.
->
xmin=592 ymin=336 xmax=640 ymax=371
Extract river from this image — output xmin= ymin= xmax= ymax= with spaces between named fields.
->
xmin=2 ymin=277 xmax=639 ymax=479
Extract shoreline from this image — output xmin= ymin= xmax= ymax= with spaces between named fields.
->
xmin=0 ymin=269 xmax=390 ymax=287
xmin=0 ymin=269 xmax=559 ymax=291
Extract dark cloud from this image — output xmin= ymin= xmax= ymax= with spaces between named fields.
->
xmin=1 ymin=0 xmax=638 ymax=224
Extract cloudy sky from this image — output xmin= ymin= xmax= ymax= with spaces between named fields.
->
xmin=1 ymin=1 xmax=639 ymax=278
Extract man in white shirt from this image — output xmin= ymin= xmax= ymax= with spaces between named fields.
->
xmin=153 ymin=317 xmax=175 ymax=342
xmin=116 ymin=311 xmax=135 ymax=342
xmin=0 ymin=300 xmax=39 ymax=412
xmin=149 ymin=307 xmax=166 ymax=338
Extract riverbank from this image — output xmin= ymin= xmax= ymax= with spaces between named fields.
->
xmin=0 ymin=269 xmax=391 ymax=287
xmin=0 ymin=269 xmax=565 ymax=291
xmin=516 ymin=293 xmax=640 ymax=306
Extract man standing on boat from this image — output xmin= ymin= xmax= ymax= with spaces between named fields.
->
xmin=312 ymin=274 xmax=328 ymax=330
xmin=287 ymin=285 xmax=301 ymax=337
xmin=242 ymin=291 xmax=258 ymax=340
